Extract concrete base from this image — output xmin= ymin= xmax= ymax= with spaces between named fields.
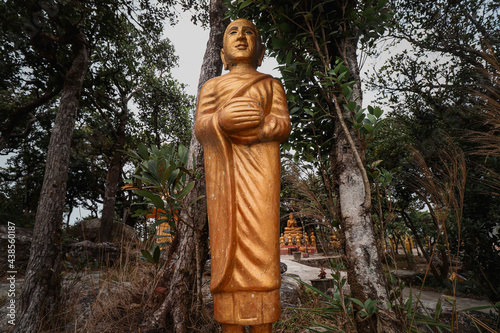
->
xmin=280 ymin=245 xmax=317 ymax=256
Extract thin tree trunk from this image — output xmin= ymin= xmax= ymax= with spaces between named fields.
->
xmin=99 ymin=100 xmax=128 ymax=242
xmin=14 ymin=33 xmax=89 ymax=333
xmin=336 ymin=37 xmax=401 ymax=333
xmin=66 ymin=205 xmax=72 ymax=228
xmin=401 ymin=210 xmax=441 ymax=279
xmin=423 ymin=200 xmax=450 ymax=282
xmin=397 ymin=233 xmax=414 ymax=270
xmin=139 ymin=1 xmax=228 ymax=331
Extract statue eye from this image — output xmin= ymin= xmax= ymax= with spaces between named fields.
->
xmin=229 ymin=30 xmax=237 ymax=35
xmin=245 ymin=30 xmax=254 ymax=35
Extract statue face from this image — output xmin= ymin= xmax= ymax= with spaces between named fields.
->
xmin=221 ymin=19 xmax=264 ymax=70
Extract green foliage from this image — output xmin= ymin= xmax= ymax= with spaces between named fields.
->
xmin=399 ymin=288 xmax=500 ymax=332
xmin=279 ymin=158 xmax=338 ymax=239
xmin=0 ymin=0 xmax=197 ymax=227
xmin=226 ymin=3 xmax=393 ymax=250
xmin=124 ymin=142 xmax=198 ymax=241
xmin=348 ymin=298 xmax=381 ymax=318
xmin=0 ymin=109 xmax=105 ymax=227
xmin=141 ymin=245 xmax=162 ymax=266
xmin=288 ymin=262 xmax=384 ymax=331
xmin=226 ymin=0 xmax=393 ymax=164
xmin=0 ymin=0 xmax=182 ymax=150
xmin=291 ymin=268 xmax=500 ymax=332
xmin=84 ymin=16 xmax=195 ymax=147
xmin=368 ymin=160 xmax=393 ymax=188
xmin=366 ymin=0 xmax=500 ymax=302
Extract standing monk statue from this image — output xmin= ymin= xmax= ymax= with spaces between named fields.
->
xmin=195 ymin=18 xmax=291 ymax=333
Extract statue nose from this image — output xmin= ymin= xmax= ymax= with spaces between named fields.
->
xmin=237 ymin=30 xmax=246 ymax=39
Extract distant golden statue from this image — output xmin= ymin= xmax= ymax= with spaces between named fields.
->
xmin=195 ymin=18 xmax=291 ymax=333
xmin=304 ymin=233 xmax=310 ymax=245
xmin=286 ymin=213 xmax=297 ymax=228
xmin=310 ymin=232 xmax=317 ymax=246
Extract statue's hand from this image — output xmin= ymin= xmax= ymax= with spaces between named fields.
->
xmin=218 ymin=97 xmax=264 ymax=134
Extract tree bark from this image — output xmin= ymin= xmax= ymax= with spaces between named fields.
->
xmin=14 ymin=32 xmax=89 ymax=333
xmin=336 ymin=37 xmax=401 ymax=333
xmin=139 ymin=1 xmax=228 ymax=332
xmin=99 ymin=98 xmax=128 ymax=242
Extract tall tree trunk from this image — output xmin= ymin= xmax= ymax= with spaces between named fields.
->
xmin=99 ymin=100 xmax=128 ymax=242
xmin=140 ymin=1 xmax=228 ymax=332
xmin=336 ymin=37 xmax=401 ymax=333
xmin=14 ymin=33 xmax=89 ymax=333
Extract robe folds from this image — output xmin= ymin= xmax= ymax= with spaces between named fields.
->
xmin=195 ymin=71 xmax=291 ymax=325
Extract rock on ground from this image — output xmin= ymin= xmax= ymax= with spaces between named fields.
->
xmin=280 ymin=274 xmax=301 ymax=308
xmin=0 ymin=226 xmax=32 ymax=274
xmin=280 ymin=262 xmax=287 ymax=274
xmin=68 ymin=241 xmax=121 ymax=267
xmin=77 ymin=219 xmax=138 ymax=243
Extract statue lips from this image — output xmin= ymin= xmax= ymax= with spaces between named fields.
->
xmin=235 ymin=43 xmax=248 ymax=50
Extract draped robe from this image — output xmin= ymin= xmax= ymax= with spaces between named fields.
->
xmin=195 ymin=71 xmax=291 ymax=325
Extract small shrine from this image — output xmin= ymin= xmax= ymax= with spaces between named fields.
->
xmin=146 ymin=208 xmax=174 ymax=246
xmin=280 ymin=214 xmax=318 ymax=255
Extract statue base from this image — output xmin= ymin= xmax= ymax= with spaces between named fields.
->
xmin=213 ymin=290 xmax=281 ymax=325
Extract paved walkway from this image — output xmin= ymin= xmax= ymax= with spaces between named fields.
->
xmin=401 ymin=287 xmax=493 ymax=314
xmin=281 ymin=255 xmax=325 ymax=282
xmin=280 ymin=254 xmax=494 ymax=313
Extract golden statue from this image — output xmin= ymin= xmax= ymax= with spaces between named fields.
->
xmin=286 ymin=213 xmax=297 ymax=229
xmin=330 ymin=231 xmax=340 ymax=250
xmin=195 ymin=18 xmax=291 ymax=333
xmin=280 ymin=233 xmax=285 ymax=246
xmin=310 ymin=232 xmax=316 ymax=246
xmin=283 ymin=213 xmax=301 ymax=246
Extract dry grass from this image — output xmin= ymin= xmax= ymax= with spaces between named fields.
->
xmin=467 ymin=48 xmax=500 ymax=195
xmin=44 ymin=235 xmax=221 ymax=333
xmin=77 ymin=240 xmax=163 ymax=333
xmin=407 ymin=136 xmax=468 ymax=330
xmin=275 ymin=285 xmax=331 ymax=333
xmin=55 ymin=251 xmax=334 ymax=333
xmin=33 ymin=238 xmax=163 ymax=333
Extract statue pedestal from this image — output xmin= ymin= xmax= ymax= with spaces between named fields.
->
xmin=279 ymin=244 xmax=318 ymax=255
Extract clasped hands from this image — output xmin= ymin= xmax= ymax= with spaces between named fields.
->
xmin=218 ymin=97 xmax=276 ymax=142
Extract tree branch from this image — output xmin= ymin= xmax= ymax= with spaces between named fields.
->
xmin=0 ymin=88 xmax=62 ymax=150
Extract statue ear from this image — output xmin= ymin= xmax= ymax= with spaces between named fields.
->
xmin=257 ymin=44 xmax=265 ymax=67
xmin=221 ymin=48 xmax=229 ymax=70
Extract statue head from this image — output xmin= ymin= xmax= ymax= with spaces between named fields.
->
xmin=221 ymin=18 xmax=265 ymax=71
